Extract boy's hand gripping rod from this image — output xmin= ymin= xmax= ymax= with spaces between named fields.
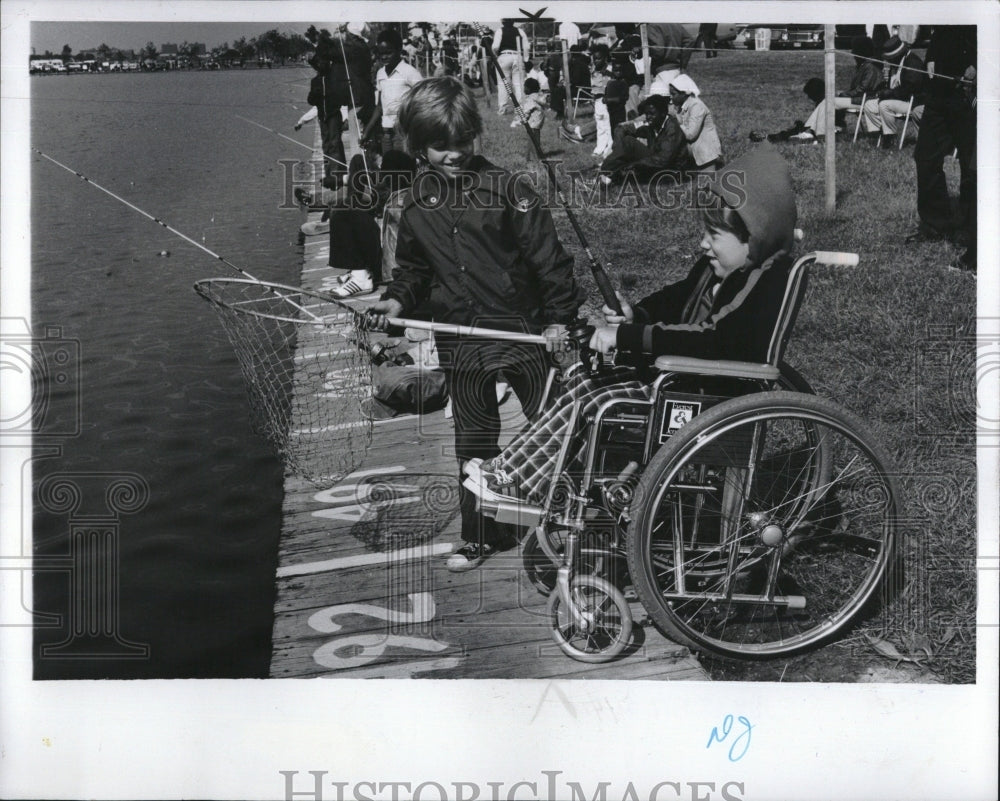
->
xmin=471 ymin=22 xmax=623 ymax=316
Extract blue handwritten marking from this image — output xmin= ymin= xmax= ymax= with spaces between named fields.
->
xmin=706 ymin=714 xmax=753 ymax=761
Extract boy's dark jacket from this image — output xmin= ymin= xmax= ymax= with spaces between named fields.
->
xmin=615 ymin=147 xmax=797 ymax=363
xmin=384 ymin=156 xmax=582 ymax=331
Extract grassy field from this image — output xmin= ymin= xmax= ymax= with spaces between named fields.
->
xmin=477 ymin=48 xmax=977 ymax=683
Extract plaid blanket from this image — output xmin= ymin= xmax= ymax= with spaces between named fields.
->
xmin=496 ymin=365 xmax=649 ymax=503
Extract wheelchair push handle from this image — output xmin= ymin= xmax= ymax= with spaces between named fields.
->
xmin=812 ymin=251 xmax=860 ymax=267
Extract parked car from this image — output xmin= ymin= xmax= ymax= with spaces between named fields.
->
xmin=771 ymin=25 xmax=825 ymax=49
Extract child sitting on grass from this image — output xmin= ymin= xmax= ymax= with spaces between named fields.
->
xmin=667 ymin=74 xmax=723 ymax=170
xmin=466 ymin=147 xmax=798 ymax=505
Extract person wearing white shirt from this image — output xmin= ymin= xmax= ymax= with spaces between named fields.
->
xmin=558 ymin=21 xmax=581 ymax=49
xmin=491 ymin=19 xmax=529 ymax=114
xmin=362 ymin=28 xmax=424 ymax=153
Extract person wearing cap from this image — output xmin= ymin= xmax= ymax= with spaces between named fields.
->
xmin=597 ymin=93 xmax=691 ymax=185
xmin=862 ymin=36 xmax=926 ymax=148
xmin=668 ymin=74 xmax=723 ymax=170
xmin=467 ymin=147 xmax=799 ymax=507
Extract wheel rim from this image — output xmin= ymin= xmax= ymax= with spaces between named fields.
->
xmin=549 ymin=575 xmax=632 ymax=661
xmin=634 ymin=404 xmax=897 ymax=656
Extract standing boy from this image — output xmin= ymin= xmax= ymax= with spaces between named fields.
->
xmin=362 ymin=28 xmax=424 ymax=155
xmin=366 ymin=77 xmax=582 ymax=571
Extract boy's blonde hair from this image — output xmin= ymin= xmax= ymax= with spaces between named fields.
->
xmin=397 ymin=77 xmax=482 ymax=154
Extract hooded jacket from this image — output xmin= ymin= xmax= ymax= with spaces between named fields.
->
xmin=615 ymin=147 xmax=798 ymax=363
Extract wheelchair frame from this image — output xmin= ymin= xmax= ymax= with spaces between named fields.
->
xmin=469 ymin=251 xmax=902 ymax=663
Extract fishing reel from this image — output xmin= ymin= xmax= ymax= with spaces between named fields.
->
xmin=369 ymin=341 xmax=414 ymax=367
xmin=566 ymin=318 xmax=602 ymax=375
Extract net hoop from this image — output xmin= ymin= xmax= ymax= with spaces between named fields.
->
xmin=194 ymin=276 xmax=373 ymax=487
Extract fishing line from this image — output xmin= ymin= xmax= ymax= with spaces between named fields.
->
xmin=234 ymin=113 xmax=349 ymax=168
xmin=473 ymin=23 xmax=623 ymax=315
xmin=336 ymin=30 xmax=370 ymax=176
xmin=34 ymin=150 xmax=563 ymax=344
xmin=33 ymin=147 xmax=335 ymax=322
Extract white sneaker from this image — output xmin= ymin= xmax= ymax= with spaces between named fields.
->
xmin=301 ymin=219 xmax=330 ymax=236
xmin=331 ymin=271 xmax=374 ymax=298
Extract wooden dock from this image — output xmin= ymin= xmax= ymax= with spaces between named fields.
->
xmin=268 ymin=129 xmax=708 ymax=681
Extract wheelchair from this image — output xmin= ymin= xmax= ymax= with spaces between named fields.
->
xmin=467 ymin=251 xmax=902 ymax=663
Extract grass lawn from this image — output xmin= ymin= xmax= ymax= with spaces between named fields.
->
xmin=477 ymin=48 xmax=977 ymax=683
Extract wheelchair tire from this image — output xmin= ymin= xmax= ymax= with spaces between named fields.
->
xmin=548 ymin=574 xmax=633 ymax=662
xmin=626 ymin=391 xmax=900 ymax=659
xmin=522 ymin=529 xmax=557 ymax=596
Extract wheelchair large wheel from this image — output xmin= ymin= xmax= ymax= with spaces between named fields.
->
xmin=626 ymin=391 xmax=900 ymax=659
xmin=548 ymin=575 xmax=633 ymax=662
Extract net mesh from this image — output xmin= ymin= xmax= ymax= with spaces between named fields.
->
xmin=194 ymin=278 xmax=373 ymax=486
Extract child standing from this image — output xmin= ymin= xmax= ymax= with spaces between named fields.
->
xmin=361 ymin=28 xmax=424 ymax=155
xmin=365 ymin=77 xmax=582 ymax=571
xmin=468 ymin=147 xmax=797 ymax=505
xmin=512 ymin=77 xmax=547 ymax=160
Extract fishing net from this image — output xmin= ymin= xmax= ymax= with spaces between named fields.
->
xmin=194 ymin=278 xmax=373 ymax=486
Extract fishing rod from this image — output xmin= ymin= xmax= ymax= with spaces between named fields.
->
xmin=34 ymin=148 xmax=332 ymax=322
xmin=472 ymin=22 xmax=624 ymax=316
xmin=35 ymin=150 xmax=573 ymax=348
xmin=234 ymin=113 xmax=349 ymax=168
xmin=334 ymin=28 xmax=371 ymax=176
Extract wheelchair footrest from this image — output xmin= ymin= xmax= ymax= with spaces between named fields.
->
xmin=461 ymin=476 xmax=543 ymax=527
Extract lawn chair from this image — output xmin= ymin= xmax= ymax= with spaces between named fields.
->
xmin=877 ymin=96 xmax=915 ymax=150
xmin=572 ymin=86 xmax=596 ymax=120
xmin=843 ymin=93 xmax=867 ymax=143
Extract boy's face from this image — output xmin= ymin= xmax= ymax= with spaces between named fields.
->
xmin=424 ymin=136 xmax=476 ymax=178
xmin=592 ymin=52 xmax=607 ymax=70
xmin=377 ymin=42 xmax=402 ymax=70
xmin=641 ymin=103 xmax=667 ymax=127
xmin=700 ymin=227 xmax=750 ymax=279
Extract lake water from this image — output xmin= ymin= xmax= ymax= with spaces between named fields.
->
xmin=30 ymin=68 xmax=316 ymax=678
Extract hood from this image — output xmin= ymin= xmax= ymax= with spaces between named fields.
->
xmin=707 ymin=147 xmax=796 ymax=265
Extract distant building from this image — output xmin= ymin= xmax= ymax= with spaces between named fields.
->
xmin=160 ymin=43 xmax=179 ymax=55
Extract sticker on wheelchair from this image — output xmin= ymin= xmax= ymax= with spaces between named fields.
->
xmin=660 ymin=400 xmax=703 ymax=443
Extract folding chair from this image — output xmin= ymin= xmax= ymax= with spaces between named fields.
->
xmin=877 ymin=96 xmax=915 ymax=151
xmin=842 ymin=93 xmax=867 ymax=143
xmin=572 ymin=86 xmax=595 ymax=120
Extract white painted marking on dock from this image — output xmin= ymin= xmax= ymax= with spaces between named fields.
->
xmin=276 ymin=541 xmax=454 ymax=578
xmin=319 ymin=656 xmax=462 ymax=679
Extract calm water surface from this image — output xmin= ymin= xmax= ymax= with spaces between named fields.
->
xmin=31 ymin=68 xmax=315 ymax=678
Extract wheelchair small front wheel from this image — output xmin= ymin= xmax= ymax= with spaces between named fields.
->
xmin=627 ymin=391 xmax=900 ymax=660
xmin=548 ymin=574 xmax=633 ymax=662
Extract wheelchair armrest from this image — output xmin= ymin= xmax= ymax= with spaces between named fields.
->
xmin=653 ymin=355 xmax=781 ymax=381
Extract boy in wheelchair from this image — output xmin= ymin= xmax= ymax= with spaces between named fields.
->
xmin=465 ymin=146 xmax=798 ymax=512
